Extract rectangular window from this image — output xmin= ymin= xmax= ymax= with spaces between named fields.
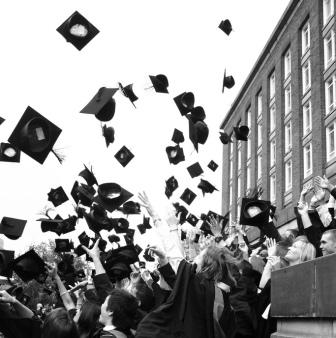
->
xmin=257 ymin=92 xmax=263 ymax=117
xmin=325 ymin=75 xmax=336 ymax=115
xmin=302 ymin=60 xmax=311 ymax=94
xmin=237 ymin=148 xmax=241 ymax=171
xmin=270 ymin=174 xmax=276 ymax=203
xmin=229 ymin=183 xmax=233 ymax=206
xmin=270 ymin=139 xmax=276 ymax=167
xmin=285 ymin=121 xmax=292 ymax=153
xmin=246 ymin=164 xmax=251 ymax=190
xmin=257 ymin=153 xmax=262 ymax=180
xmin=284 ymin=49 xmax=291 ymax=79
xmin=285 ymin=159 xmax=292 ymax=191
xmin=270 ymin=104 xmax=276 ymax=132
xmin=303 ymin=100 xmax=312 ymax=135
xmin=324 ymin=30 xmax=335 ymax=68
xmin=257 ymin=123 xmax=262 ymax=147
xmin=326 ymin=121 xmax=336 ymax=161
xmin=237 ymin=175 xmax=241 ymax=199
xmin=284 ymin=85 xmax=291 ymax=115
xmin=269 ymin=72 xmax=275 ymax=99
xmin=303 ymin=142 xmax=313 ymax=178
xmin=302 ymin=22 xmax=310 ymax=54
xmin=323 ymin=0 xmax=334 ymax=25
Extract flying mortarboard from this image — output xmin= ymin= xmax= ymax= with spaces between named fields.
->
xmin=186 ymin=214 xmax=199 ymax=227
xmin=78 ymin=231 xmax=91 ymax=247
xmin=114 ymin=146 xmax=134 ymax=167
xmin=171 ymin=129 xmax=184 ymax=144
xmin=76 ymin=183 xmax=96 ymax=207
xmin=148 ymin=74 xmax=169 ymax=93
xmin=239 ymin=198 xmax=271 ymax=226
xmin=0 ymin=117 xmax=5 ymax=125
xmin=124 ymin=228 xmax=135 ymax=245
xmin=187 ymin=162 xmax=204 ymax=178
xmin=165 ymin=176 xmax=178 ymax=199
xmin=8 ymin=106 xmax=62 ymax=164
xmin=180 ymin=188 xmax=197 ymax=205
xmin=143 ymin=247 xmax=155 ymax=262
xmin=222 ymin=69 xmax=235 ymax=93
xmin=208 ymin=160 xmax=218 ymax=172
xmin=218 ymin=19 xmax=233 ymax=35
xmin=48 ymin=186 xmax=69 ymax=207
xmin=118 ymin=82 xmax=138 ymax=108
xmin=0 ymin=217 xmax=27 ymax=240
xmin=166 ymin=145 xmax=185 ymax=165
xmin=111 ymin=218 xmax=130 ymax=234
xmin=137 ymin=216 xmax=152 ymax=234
xmin=0 ymin=143 xmax=20 ymax=162
xmin=173 ymin=202 xmax=188 ymax=224
xmin=0 ymin=249 xmax=14 ymax=277
xmin=118 ymin=201 xmax=141 ymax=215
xmin=188 ymin=118 xmax=209 ymax=152
xmin=200 ymin=211 xmax=228 ymax=237
xmin=233 ymin=125 xmax=249 ymax=141
xmin=187 ymin=106 xmax=206 ymax=123
xmin=194 ymin=233 xmax=200 ymax=243
xmin=55 ymin=239 xmax=74 ymax=252
xmin=197 ymin=179 xmax=218 ymax=196
xmin=79 ymin=165 xmax=98 ymax=186
xmin=56 ymin=11 xmax=100 ymax=50
xmin=102 ymin=125 xmax=115 ymax=147
xmin=108 ymin=234 xmax=121 ymax=244
xmin=219 ymin=131 xmax=233 ymax=144
xmin=181 ymin=230 xmax=187 ymax=241
xmin=173 ymin=92 xmax=195 ymax=116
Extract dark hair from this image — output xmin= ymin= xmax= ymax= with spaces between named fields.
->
xmin=42 ymin=308 xmax=79 ymax=338
xmin=107 ymin=289 xmax=138 ymax=331
xmin=132 ymin=278 xmax=155 ymax=312
xmin=77 ymin=301 xmax=100 ymax=338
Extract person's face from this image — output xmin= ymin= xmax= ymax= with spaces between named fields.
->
xmin=320 ymin=233 xmax=336 ymax=256
xmin=247 ymin=206 xmax=262 ymax=218
xmin=99 ymin=296 xmax=112 ymax=325
xmin=285 ymin=241 xmax=304 ymax=263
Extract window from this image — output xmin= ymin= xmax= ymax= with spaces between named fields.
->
xmin=325 ymin=75 xmax=336 ymax=114
xmin=323 ymin=0 xmax=334 ymax=25
xmin=270 ymin=104 xmax=276 ymax=132
xmin=303 ymin=100 xmax=312 ymax=135
xmin=237 ymin=148 xmax=242 ymax=170
xmin=269 ymin=72 xmax=275 ymax=99
xmin=284 ymin=85 xmax=291 ymax=115
xmin=257 ymin=92 xmax=263 ymax=117
xmin=270 ymin=139 xmax=276 ymax=167
xmin=302 ymin=22 xmax=310 ymax=54
xmin=302 ymin=60 xmax=311 ymax=93
xmin=257 ymin=123 xmax=262 ymax=147
xmin=285 ymin=159 xmax=292 ymax=191
xmin=237 ymin=175 xmax=241 ymax=199
xmin=246 ymin=164 xmax=251 ymax=190
xmin=285 ymin=121 xmax=292 ymax=153
xmin=303 ymin=142 xmax=313 ymax=178
xmin=324 ymin=30 xmax=335 ymax=68
xmin=229 ymin=159 xmax=233 ymax=179
xmin=270 ymin=174 xmax=276 ymax=203
xmin=284 ymin=49 xmax=291 ymax=79
xmin=257 ymin=153 xmax=262 ymax=180
xmin=326 ymin=121 xmax=336 ymax=161
xmin=229 ymin=183 xmax=233 ymax=206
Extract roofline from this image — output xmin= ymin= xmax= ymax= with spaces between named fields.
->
xmin=219 ymin=0 xmax=301 ymax=130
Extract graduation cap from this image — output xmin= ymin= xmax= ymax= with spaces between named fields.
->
xmin=6 ymin=286 xmax=30 ymax=305
xmin=139 ymin=261 xmax=146 ymax=269
xmin=78 ymin=231 xmax=90 ymax=247
xmin=76 ymin=183 xmax=96 ymax=207
xmin=208 ymin=160 xmax=218 ymax=172
xmin=143 ymin=247 xmax=155 ymax=262
xmin=12 ymin=249 xmax=47 ymax=283
xmin=134 ymin=244 xmax=143 ymax=255
xmin=75 ymin=205 xmax=85 ymax=219
xmin=108 ymin=234 xmax=121 ymax=244
xmin=111 ymin=218 xmax=130 ymax=234
xmin=173 ymin=92 xmax=195 ymax=116
xmin=187 ymin=106 xmax=206 ymax=123
xmin=188 ymin=118 xmax=209 ymax=152
xmin=58 ymin=254 xmax=76 ymax=285
xmin=218 ymin=19 xmax=232 ymax=35
xmin=186 ymin=214 xmax=199 ymax=227
xmin=114 ymin=146 xmax=134 ymax=167
xmin=0 ymin=249 xmax=14 ymax=278
xmin=148 ymin=74 xmax=169 ymax=93
xmin=94 ymin=182 xmax=133 ymax=213
xmin=0 ymin=116 xmax=5 ymax=125
xmin=0 ymin=217 xmax=27 ymax=240
xmin=56 ymin=11 xmax=100 ymax=50
xmin=8 ymin=106 xmax=62 ymax=164
xmin=124 ymin=229 xmax=135 ymax=245
xmin=233 ymin=125 xmax=249 ymax=141
xmin=187 ymin=162 xmax=204 ymax=178
xmin=71 ymin=181 xmax=80 ymax=204
xmin=118 ymin=82 xmax=138 ymax=108
xmin=171 ymin=129 xmax=184 ymax=144
xmin=80 ymin=87 xmax=118 ymax=122
xmin=87 ymin=204 xmax=113 ymax=231
xmin=39 ymin=216 xmax=76 ymax=236
xmin=0 ymin=143 xmax=20 ymax=162
xmin=239 ymin=198 xmax=271 ymax=226
xmin=198 ymin=179 xmax=218 ymax=196
xmin=55 ymin=239 xmax=74 ymax=252
xmin=48 ymin=186 xmax=69 ymax=207
xmin=219 ymin=132 xmax=233 ymax=144
xmin=94 ymin=235 xmax=107 ymax=252
xmin=173 ymin=202 xmax=188 ymax=224
xmin=118 ymin=201 xmax=141 ymax=215
xmin=137 ymin=216 xmax=152 ymax=234
xmin=166 ymin=145 xmax=185 ymax=165
xmin=181 ymin=230 xmax=187 ymax=241
xmin=165 ymin=176 xmax=178 ymax=199
xmin=79 ymin=165 xmax=98 ymax=186
xmin=102 ymin=125 xmax=115 ymax=147
xmin=222 ymin=69 xmax=235 ymax=93
xmin=200 ymin=211 xmax=229 ymax=237
xmin=194 ymin=233 xmax=200 ymax=243
xmin=180 ymin=188 xmax=197 ymax=205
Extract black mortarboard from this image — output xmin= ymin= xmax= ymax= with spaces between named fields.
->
xmin=12 ymin=250 xmax=47 ymax=283
xmin=186 ymin=214 xmax=199 ymax=227
xmin=118 ymin=201 xmax=141 ymax=215
xmin=55 ymin=239 xmax=74 ymax=252
xmin=75 ymin=205 xmax=85 ymax=219
xmin=111 ymin=218 xmax=130 ymax=234
xmin=39 ymin=217 xmax=63 ymax=236
xmin=87 ymin=204 xmax=114 ymax=232
xmin=108 ymin=234 xmax=121 ymax=244
xmin=197 ymin=179 xmax=218 ymax=196
xmin=187 ymin=106 xmax=206 ymax=123
xmin=143 ymin=247 xmax=155 ymax=262
xmin=222 ymin=69 xmax=235 ymax=93
xmin=233 ymin=125 xmax=249 ymax=141
xmin=102 ymin=125 xmax=115 ymax=147
xmin=134 ymin=244 xmax=143 ymax=255
xmin=165 ymin=176 xmax=178 ymax=199
xmin=166 ymin=145 xmax=185 ymax=165
xmin=218 ymin=19 xmax=232 ymax=35
xmin=124 ymin=228 xmax=135 ymax=245
xmin=0 ymin=143 xmax=20 ymax=162
xmin=57 ymin=254 xmax=75 ymax=285
xmin=6 ymin=286 xmax=30 ymax=305
xmin=79 ymin=165 xmax=98 ymax=186
xmin=200 ymin=211 xmax=228 ymax=237
xmin=71 ymin=181 xmax=80 ymax=204
xmin=78 ymin=231 xmax=90 ymax=247
xmin=94 ymin=182 xmax=133 ymax=212
xmin=188 ymin=118 xmax=209 ymax=152
xmin=180 ymin=188 xmax=197 ymax=205
xmin=80 ymin=87 xmax=118 ymax=122
xmin=77 ymin=183 xmax=96 ymax=207
xmin=208 ymin=160 xmax=218 ymax=172
xmin=8 ymin=106 xmax=62 ymax=164
xmin=181 ymin=230 xmax=187 ymax=241
xmin=148 ymin=74 xmax=169 ymax=93
xmin=0 ymin=117 xmax=5 ymax=125
xmin=139 ymin=261 xmax=146 ymax=269
xmin=106 ymin=262 xmax=131 ymax=281
xmin=0 ymin=217 xmax=27 ymax=240
xmin=114 ymin=146 xmax=134 ymax=167
xmin=194 ymin=233 xmax=200 ymax=243
xmin=219 ymin=132 xmax=233 ymax=144
xmin=0 ymin=249 xmax=14 ymax=277
xmin=187 ymin=162 xmax=204 ymax=178
xmin=56 ymin=11 xmax=100 ymax=50
xmin=84 ymin=213 xmax=104 ymax=234
xmin=59 ymin=216 xmax=77 ymax=235
xmin=239 ymin=198 xmax=271 ymax=226
xmin=74 ymin=245 xmax=88 ymax=258
xmin=118 ymin=82 xmax=138 ymax=108
xmin=171 ymin=129 xmax=184 ymax=144
xmin=173 ymin=202 xmax=188 ymax=224
xmin=137 ymin=215 xmax=152 ymax=234
xmin=173 ymin=92 xmax=195 ymax=116
xmin=94 ymin=235 xmax=107 ymax=252
xmin=48 ymin=186 xmax=69 ymax=207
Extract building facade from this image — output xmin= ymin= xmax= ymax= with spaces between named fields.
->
xmin=220 ymin=0 xmax=336 ymax=241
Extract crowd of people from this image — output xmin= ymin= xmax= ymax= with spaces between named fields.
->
xmin=0 ymin=175 xmax=336 ymax=338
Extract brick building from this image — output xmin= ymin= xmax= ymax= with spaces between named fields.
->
xmin=220 ymin=0 xmax=336 ymax=241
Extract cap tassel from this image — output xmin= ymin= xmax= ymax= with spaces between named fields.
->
xmin=51 ymin=148 xmax=66 ymax=164
xmin=38 ymin=206 xmax=54 ymax=219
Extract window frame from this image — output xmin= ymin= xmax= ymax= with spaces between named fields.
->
xmin=285 ymin=159 xmax=292 ymax=191
xmin=303 ymin=100 xmax=312 ymax=135
xmin=257 ymin=153 xmax=262 ymax=180
xmin=270 ymin=138 xmax=276 ymax=168
xmin=323 ymin=0 xmax=334 ymax=25
xmin=324 ymin=29 xmax=335 ymax=68
xmin=284 ymin=49 xmax=291 ymax=79
xmin=302 ymin=60 xmax=311 ymax=94
xmin=303 ymin=142 xmax=313 ymax=178
xmin=270 ymin=174 xmax=276 ymax=203
xmin=284 ymin=84 xmax=292 ymax=115
xmin=302 ymin=22 xmax=310 ymax=54
xmin=257 ymin=92 xmax=263 ymax=117
xmin=270 ymin=104 xmax=276 ymax=132
xmin=326 ymin=121 xmax=336 ymax=162
xmin=325 ymin=74 xmax=336 ymax=115
xmin=269 ymin=72 xmax=275 ymax=100
xmin=285 ymin=120 xmax=292 ymax=153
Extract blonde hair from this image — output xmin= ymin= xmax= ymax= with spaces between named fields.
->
xmin=293 ymin=235 xmax=316 ymax=263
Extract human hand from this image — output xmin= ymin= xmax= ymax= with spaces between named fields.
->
xmin=45 ymin=263 xmax=58 ymax=279
xmin=147 ymin=246 xmax=166 ymax=260
xmin=265 ymin=237 xmax=277 ymax=257
xmin=310 ymin=188 xmax=326 ymax=208
xmin=238 ymin=241 xmax=249 ymax=254
xmin=266 ymin=255 xmax=281 ymax=270
xmin=69 ymin=280 xmax=88 ymax=294
xmin=0 ymin=290 xmax=16 ymax=304
xmin=206 ymin=215 xmax=222 ymax=237
xmin=138 ymin=191 xmax=157 ymax=219
xmin=81 ymin=238 xmax=101 ymax=260
xmin=297 ymin=201 xmax=309 ymax=215
xmin=314 ymin=175 xmax=334 ymax=191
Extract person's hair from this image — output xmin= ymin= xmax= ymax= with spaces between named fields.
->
xmin=293 ymin=235 xmax=316 ymax=262
xmin=286 ymin=228 xmax=299 ymax=241
xmin=131 ymin=278 xmax=155 ymax=312
xmin=107 ymin=289 xmax=138 ymax=331
xmin=276 ymin=240 xmax=291 ymax=258
xmin=77 ymin=301 xmax=100 ymax=338
xmin=323 ymin=229 xmax=336 ymax=242
xmin=42 ymin=308 xmax=79 ymax=338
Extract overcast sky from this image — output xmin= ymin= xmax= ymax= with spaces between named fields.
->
xmin=0 ymin=0 xmax=290 ymax=253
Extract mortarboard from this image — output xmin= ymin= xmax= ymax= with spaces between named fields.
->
xmin=38 ymin=216 xmax=76 ymax=236
xmin=143 ymin=247 xmax=155 ymax=262
xmin=118 ymin=201 xmax=141 ymax=215
xmin=8 ymin=106 xmax=62 ymax=164
xmin=102 ymin=125 xmax=115 ymax=147
xmin=76 ymin=183 xmax=96 ymax=207
xmin=173 ymin=92 xmax=195 ymax=116
xmin=80 ymin=87 xmax=118 ymax=122
xmin=115 ymin=146 xmax=134 ymax=167
xmin=194 ymin=233 xmax=200 ymax=243
xmin=55 ymin=239 xmax=74 ymax=253
xmin=137 ymin=215 xmax=152 ymax=234
xmin=200 ymin=211 xmax=229 ymax=237
xmin=197 ymin=179 xmax=218 ymax=196
xmin=139 ymin=261 xmax=146 ymax=269
xmin=79 ymin=165 xmax=98 ymax=186
xmin=239 ymin=198 xmax=271 ymax=226
xmin=173 ymin=202 xmax=188 ymax=224
xmin=233 ymin=125 xmax=249 ymax=141
xmin=134 ymin=244 xmax=143 ymax=255
xmin=118 ymin=82 xmax=138 ymax=108
xmin=148 ymin=74 xmax=169 ymax=93
xmin=0 ymin=117 xmax=5 ymax=125
xmin=166 ymin=145 xmax=185 ymax=165
xmin=208 ymin=160 xmax=218 ymax=172
xmin=165 ymin=176 xmax=178 ymax=199
xmin=222 ymin=69 xmax=235 ymax=93
xmin=186 ymin=214 xmax=199 ymax=227
xmin=218 ymin=19 xmax=232 ymax=35
xmin=188 ymin=118 xmax=209 ymax=152
xmin=6 ymin=286 xmax=30 ymax=305
xmin=171 ymin=129 xmax=184 ymax=144
xmin=0 ymin=249 xmax=14 ymax=278
xmin=187 ymin=162 xmax=204 ymax=178
xmin=180 ymin=188 xmax=197 ymax=205
xmin=56 ymin=11 xmax=100 ymax=50
xmin=0 ymin=143 xmax=20 ymax=162
xmin=108 ymin=234 xmax=121 ymax=244
xmin=110 ymin=218 xmax=130 ymax=234
xmin=187 ymin=106 xmax=206 ymax=123
xmin=181 ymin=230 xmax=187 ymax=241
xmin=87 ymin=204 xmax=114 ymax=232
xmin=48 ymin=186 xmax=69 ymax=207
xmin=124 ymin=228 xmax=135 ymax=245
xmin=219 ymin=132 xmax=233 ymax=144
xmin=71 ymin=181 xmax=80 ymax=204
xmin=0 ymin=217 xmax=27 ymax=240
xmin=78 ymin=231 xmax=90 ymax=247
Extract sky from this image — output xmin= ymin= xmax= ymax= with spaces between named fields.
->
xmin=0 ymin=0 xmax=290 ymax=254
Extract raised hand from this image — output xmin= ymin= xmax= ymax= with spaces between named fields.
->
xmin=314 ymin=175 xmax=334 ymax=191
xmin=45 ymin=262 xmax=58 ymax=279
xmin=81 ymin=238 xmax=100 ymax=260
xmin=138 ymin=191 xmax=157 ymax=219
xmin=265 ymin=237 xmax=277 ymax=257
xmin=206 ymin=215 xmax=222 ymax=237
xmin=297 ymin=201 xmax=309 ymax=215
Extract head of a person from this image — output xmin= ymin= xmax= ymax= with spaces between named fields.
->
xmin=320 ymin=229 xmax=336 ymax=256
xmin=41 ymin=308 xmax=79 ymax=338
xmin=283 ymin=229 xmax=299 ymax=243
xmin=99 ymin=289 xmax=138 ymax=331
xmin=284 ymin=235 xmax=316 ymax=266
xmin=75 ymin=301 xmax=100 ymax=337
